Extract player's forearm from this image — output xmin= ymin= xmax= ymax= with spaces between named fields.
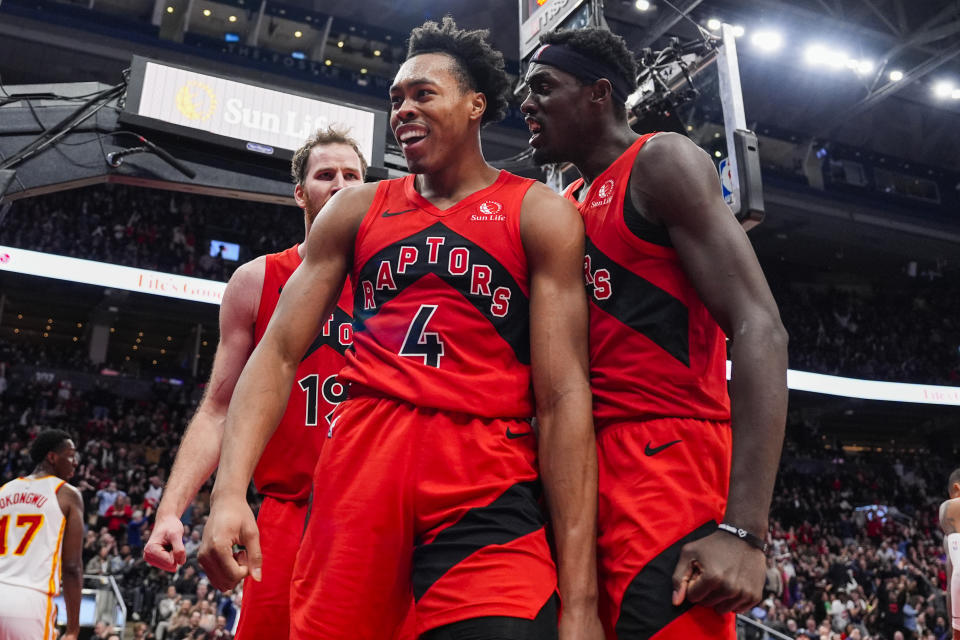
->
xmin=724 ymin=317 xmax=788 ymax=535
xmin=156 ymin=408 xmax=225 ymax=519
xmin=539 ymin=390 xmax=599 ymax=608
xmin=210 ymin=342 xmax=298 ymax=500
xmin=61 ymin=564 xmax=82 ymax=635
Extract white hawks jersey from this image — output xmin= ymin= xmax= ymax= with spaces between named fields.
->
xmin=0 ymin=476 xmax=67 ymax=595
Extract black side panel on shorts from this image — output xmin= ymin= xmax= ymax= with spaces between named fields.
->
xmin=413 ymin=481 xmax=545 ymax=602
xmin=615 ymin=520 xmax=718 ymax=640
xmin=421 ymin=593 xmax=558 ymax=640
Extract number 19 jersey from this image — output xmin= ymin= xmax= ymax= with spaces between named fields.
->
xmin=0 ymin=476 xmax=66 ymax=596
xmin=252 ymin=245 xmax=353 ymax=502
xmin=339 ymin=171 xmax=536 ymax=419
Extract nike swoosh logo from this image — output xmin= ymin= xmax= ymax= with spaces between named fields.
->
xmin=382 ymin=208 xmax=417 ymax=217
xmin=506 ymin=428 xmax=534 ymax=439
xmin=644 ymin=439 xmax=682 ymax=456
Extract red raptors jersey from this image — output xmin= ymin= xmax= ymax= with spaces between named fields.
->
xmin=338 ymin=171 xmax=535 ymax=418
xmin=253 ymin=245 xmax=353 ymax=501
xmin=565 ymin=134 xmax=731 ymax=425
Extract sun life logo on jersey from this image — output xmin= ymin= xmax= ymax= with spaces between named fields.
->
xmin=175 ymin=81 xmax=218 ymax=121
xmin=472 ymin=200 xmax=506 ymax=221
xmin=590 ymin=179 xmax=615 ymax=208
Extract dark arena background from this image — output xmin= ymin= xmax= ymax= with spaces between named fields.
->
xmin=1 ymin=0 xmax=959 ymax=638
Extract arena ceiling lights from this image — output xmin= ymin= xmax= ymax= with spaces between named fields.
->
xmin=803 ymin=44 xmax=875 ymax=75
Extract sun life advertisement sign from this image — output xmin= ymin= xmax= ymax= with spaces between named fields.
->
xmin=127 ymin=58 xmax=378 ymax=165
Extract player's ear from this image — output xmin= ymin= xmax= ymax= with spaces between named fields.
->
xmin=590 ymin=79 xmax=613 ymax=106
xmin=468 ymin=91 xmax=487 ymax=123
xmin=293 ymin=183 xmax=307 ymax=209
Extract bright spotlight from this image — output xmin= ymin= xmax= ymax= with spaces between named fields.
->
xmin=750 ymin=30 xmax=783 ymax=52
xmin=933 ymin=81 xmax=954 ymax=98
xmin=856 ymin=59 xmax=874 ymax=74
xmin=732 ymin=25 xmax=745 ymax=37
xmin=202 ymin=8 xmax=211 ymax=16
xmin=889 ymin=70 xmax=904 ymax=82
xmin=804 ymin=45 xmax=829 ymax=66
xmin=294 ymin=30 xmax=303 ymax=38
xmin=635 ymin=0 xmax=651 ymax=10
xmin=952 ymin=89 xmax=960 ymax=100
xmin=228 ymin=14 xmax=237 ymax=22
xmin=707 ymin=18 xmax=722 ymax=31
xmin=165 ymin=5 xmax=174 ymax=13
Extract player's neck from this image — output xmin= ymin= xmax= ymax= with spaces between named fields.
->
xmin=575 ymin=123 xmax=639 ymax=189
xmin=415 ymin=151 xmax=499 ymax=208
xmin=300 ymin=211 xmax=313 ymax=258
xmin=28 ymin=465 xmax=55 ymax=479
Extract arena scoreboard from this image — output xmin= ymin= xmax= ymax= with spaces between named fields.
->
xmin=120 ymin=56 xmax=387 ymax=167
xmin=518 ymin=0 xmax=597 ymax=59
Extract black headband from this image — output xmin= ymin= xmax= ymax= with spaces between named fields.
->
xmin=530 ymin=43 xmax=633 ymax=104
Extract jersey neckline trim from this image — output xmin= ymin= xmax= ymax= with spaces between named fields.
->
xmin=402 ymin=170 xmax=510 ymax=218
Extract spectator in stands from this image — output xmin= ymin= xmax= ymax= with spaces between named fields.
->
xmin=96 ymin=480 xmax=124 ymax=517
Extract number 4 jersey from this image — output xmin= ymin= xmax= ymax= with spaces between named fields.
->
xmin=339 ymin=171 xmax=536 ymax=419
xmin=252 ymin=245 xmax=353 ymax=502
xmin=0 ymin=475 xmax=67 ymax=595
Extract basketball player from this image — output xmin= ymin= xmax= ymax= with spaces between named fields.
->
xmin=940 ymin=468 xmax=960 ymax=640
xmin=143 ymin=127 xmax=364 ymax=639
xmin=520 ymin=28 xmax=788 ymax=639
xmin=200 ymin=17 xmax=602 ymax=640
xmin=0 ymin=429 xmax=84 ymax=640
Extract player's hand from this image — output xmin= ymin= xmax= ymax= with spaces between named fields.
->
xmin=198 ymin=494 xmax=261 ymax=592
xmin=670 ymin=530 xmax=766 ymax=614
xmin=60 ymin=631 xmax=79 ymax=640
xmin=558 ymin=601 xmax=605 ymax=640
xmin=143 ymin=511 xmax=186 ymax=572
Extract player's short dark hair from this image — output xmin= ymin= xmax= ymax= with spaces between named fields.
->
xmin=30 ymin=429 xmax=72 ymax=465
xmin=290 ymin=125 xmax=367 ymax=186
xmin=406 ymin=16 xmax=510 ymax=125
xmin=540 ymin=27 xmax=639 ymax=113
xmin=949 ymin=468 xmax=960 ymax=494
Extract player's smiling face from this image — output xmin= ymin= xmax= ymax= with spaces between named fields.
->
xmin=389 ymin=53 xmax=483 ymax=174
xmin=521 ymin=62 xmax=591 ymax=165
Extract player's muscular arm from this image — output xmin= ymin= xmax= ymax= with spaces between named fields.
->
xmin=58 ymin=484 xmax=84 ymax=640
xmin=942 ymin=500 xmax=960 ymax=639
xmin=144 ymin=261 xmax=262 ymax=572
xmin=521 ymin=183 xmax=604 ymax=640
xmin=634 ymin=134 xmax=788 ymax=613
xmin=200 ymin=184 xmax=374 ymax=592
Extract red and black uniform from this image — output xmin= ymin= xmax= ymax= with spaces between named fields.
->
xmin=290 ymin=172 xmax=558 ymax=639
xmin=234 ymin=244 xmax=352 ymax=640
xmin=565 ymin=133 xmax=735 ymax=640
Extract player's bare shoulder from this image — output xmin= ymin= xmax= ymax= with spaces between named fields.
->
xmin=56 ymin=481 xmax=84 ymax=513
xmin=520 ymin=180 xmax=582 ymax=227
xmin=942 ymin=497 xmax=960 ymax=534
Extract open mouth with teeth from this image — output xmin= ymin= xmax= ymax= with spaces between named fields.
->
xmin=396 ymin=124 xmax=429 ymax=151
xmin=525 ymin=118 xmax=543 ymax=146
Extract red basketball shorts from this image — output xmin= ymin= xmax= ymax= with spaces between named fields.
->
xmin=289 ymin=394 xmax=558 ymax=639
xmin=596 ymin=416 xmax=735 ymax=640
xmin=233 ymin=495 xmax=306 ymax=640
